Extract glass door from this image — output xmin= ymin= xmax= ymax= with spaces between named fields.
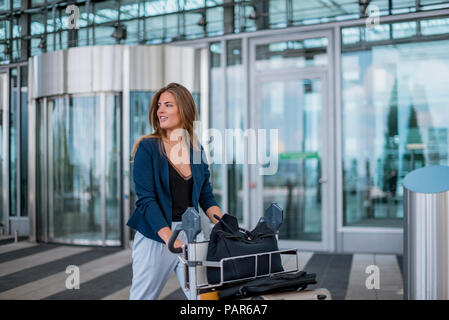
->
xmin=250 ymin=31 xmax=333 ymax=251
xmin=37 ymin=93 xmax=121 ymax=246
xmin=254 ymin=71 xmax=330 ymax=251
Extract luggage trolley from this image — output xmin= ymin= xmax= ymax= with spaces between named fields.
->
xmin=167 ymin=204 xmax=324 ymax=300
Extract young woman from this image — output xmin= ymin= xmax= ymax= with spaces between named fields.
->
xmin=126 ymin=82 xmax=223 ymax=300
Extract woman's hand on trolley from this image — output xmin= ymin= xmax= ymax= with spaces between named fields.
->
xmin=157 ymin=226 xmax=185 ymax=249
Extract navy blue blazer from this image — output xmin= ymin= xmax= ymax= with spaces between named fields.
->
xmin=126 ymin=137 xmax=219 ymax=243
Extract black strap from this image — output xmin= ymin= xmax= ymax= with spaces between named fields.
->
xmin=214 ymin=214 xmax=266 ymax=241
xmin=213 ymin=214 xmax=241 ymax=237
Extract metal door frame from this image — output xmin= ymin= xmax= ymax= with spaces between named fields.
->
xmin=249 ymin=29 xmax=335 ymax=252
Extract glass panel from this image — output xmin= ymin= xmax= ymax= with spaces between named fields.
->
xmin=122 ymin=20 xmax=138 ymax=44
xmin=261 ymin=78 xmax=323 ymax=241
xmin=145 ymin=16 xmax=164 ymax=42
xmin=12 ymin=17 xmax=20 ymax=38
xmin=37 ymin=99 xmax=46 ymax=241
xmin=234 ymin=2 xmax=256 ymax=33
xmin=31 ymin=38 xmax=44 ymax=56
xmin=13 ymin=0 xmax=21 ymax=9
xmin=185 ymin=12 xmax=204 ymax=39
xmin=20 ymin=67 xmax=28 ymax=217
xmin=129 ymin=91 xmax=154 ymax=239
xmin=9 ymin=68 xmax=18 ymax=217
xmin=94 ymin=26 xmax=116 ymax=45
xmin=94 ymin=1 xmax=118 ymax=24
xmin=255 ymin=37 xmax=328 ymax=71
xmin=392 ymin=21 xmax=417 ymax=39
xmin=31 ymin=0 xmax=45 ymax=7
xmin=226 ymin=39 xmax=244 ymax=223
xmin=342 ymin=39 xmax=449 ymax=228
xmin=0 ymin=0 xmax=10 ymax=11
xmin=365 ymin=24 xmax=391 ymax=42
xmin=31 ymin=13 xmax=45 ymax=36
xmin=120 ymin=0 xmax=140 ymax=20
xmin=78 ymin=27 xmax=93 ymax=47
xmin=342 ymin=27 xmax=360 ymax=45
xmin=269 ymin=0 xmax=287 ymax=28
xmin=47 ymin=96 xmax=102 ymax=242
xmin=420 ymin=17 xmax=449 ymax=36
xmin=206 ymin=7 xmax=224 ymax=37
xmin=209 ymin=42 xmax=224 ymax=208
xmin=105 ymin=95 xmax=121 ymax=242
xmin=144 ymin=0 xmax=178 ymax=16
xmin=291 ymin=0 xmax=359 ymax=24
xmin=0 ymin=74 xmax=5 ymax=232
xmin=181 ymin=0 xmax=204 ymax=10
xmin=11 ymin=38 xmax=20 ymax=61
xmin=0 ymin=20 xmax=9 ymax=40
xmin=165 ymin=13 xmax=179 ymax=40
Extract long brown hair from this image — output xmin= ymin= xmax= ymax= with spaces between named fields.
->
xmin=131 ymin=82 xmax=200 ymax=161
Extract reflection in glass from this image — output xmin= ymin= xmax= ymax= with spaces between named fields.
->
xmin=226 ymin=39 xmax=244 ymax=222
xmin=129 ymin=91 xmax=153 ymax=240
xmin=37 ymin=99 xmax=46 ymax=241
xmin=105 ymin=95 xmax=121 ymax=242
xmin=255 ymin=37 xmax=328 ymax=71
xmin=206 ymin=7 xmax=224 ymax=37
xmin=94 ymin=1 xmax=118 ymax=24
xmin=210 ymin=42 xmax=223 ymax=208
xmin=261 ymin=78 xmax=323 ymax=241
xmin=342 ymin=39 xmax=449 ymax=227
xmin=48 ymin=96 xmax=102 ymax=241
xmin=9 ymin=68 xmax=18 ymax=217
xmin=39 ymin=94 xmax=121 ymax=244
xmin=20 ymin=70 xmax=28 ymax=217
xmin=269 ymin=0 xmax=287 ymax=29
xmin=94 ymin=26 xmax=116 ymax=45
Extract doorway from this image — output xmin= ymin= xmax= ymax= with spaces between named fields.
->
xmin=249 ymin=30 xmax=334 ymax=251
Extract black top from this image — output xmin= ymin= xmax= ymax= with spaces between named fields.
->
xmin=168 ymin=159 xmax=193 ymax=222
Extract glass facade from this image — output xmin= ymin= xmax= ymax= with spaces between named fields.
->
xmin=2 ymin=1 xmax=449 ymax=65
xmin=341 ymin=19 xmax=449 ymax=228
xmin=0 ymin=0 xmax=447 ymax=252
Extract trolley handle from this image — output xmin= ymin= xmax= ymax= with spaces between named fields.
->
xmin=168 ymin=224 xmax=183 ymax=254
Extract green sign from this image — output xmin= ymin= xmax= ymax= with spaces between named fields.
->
xmin=279 ymin=151 xmax=319 ymax=160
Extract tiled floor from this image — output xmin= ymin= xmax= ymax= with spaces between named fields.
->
xmin=0 ymin=241 xmax=403 ymax=300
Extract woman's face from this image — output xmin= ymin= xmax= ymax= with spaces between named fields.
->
xmin=157 ymin=91 xmax=183 ymax=133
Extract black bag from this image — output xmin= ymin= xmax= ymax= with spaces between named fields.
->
xmin=206 ymin=214 xmax=284 ymax=284
xmin=218 ymin=271 xmax=317 ymax=300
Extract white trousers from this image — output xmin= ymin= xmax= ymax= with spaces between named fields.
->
xmin=129 ymin=221 xmax=204 ymax=300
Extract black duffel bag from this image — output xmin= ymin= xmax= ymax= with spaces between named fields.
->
xmin=218 ymin=271 xmax=317 ymax=300
xmin=206 ymin=214 xmax=284 ymax=284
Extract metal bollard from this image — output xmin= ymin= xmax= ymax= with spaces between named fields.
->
xmin=403 ymin=165 xmax=449 ymax=300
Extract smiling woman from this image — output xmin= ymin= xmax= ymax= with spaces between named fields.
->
xmin=126 ymin=82 xmax=223 ymax=300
